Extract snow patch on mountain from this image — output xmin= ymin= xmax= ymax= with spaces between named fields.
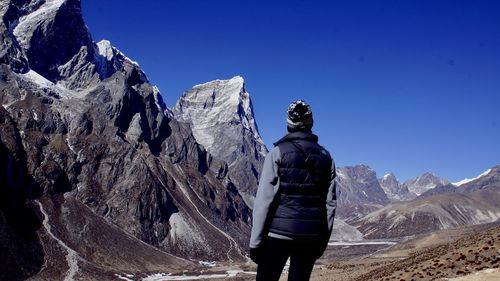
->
xmin=453 ymin=169 xmax=492 ymax=187
xmin=96 ymin=39 xmax=115 ymax=60
xmin=19 ymin=70 xmax=75 ymax=97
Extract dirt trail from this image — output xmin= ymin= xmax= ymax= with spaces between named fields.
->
xmin=36 ymin=200 xmax=79 ymax=281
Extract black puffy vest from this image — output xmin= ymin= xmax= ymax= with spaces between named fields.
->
xmin=268 ymin=131 xmax=332 ymax=239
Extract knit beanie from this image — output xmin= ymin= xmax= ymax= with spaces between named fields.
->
xmin=287 ymin=100 xmax=313 ymax=131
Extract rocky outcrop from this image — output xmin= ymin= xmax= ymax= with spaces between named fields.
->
xmin=173 ymin=76 xmax=267 ymax=207
xmin=336 ymin=165 xmax=390 ymax=220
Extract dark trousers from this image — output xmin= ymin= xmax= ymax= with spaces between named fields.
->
xmin=256 ymin=237 xmax=322 ymax=281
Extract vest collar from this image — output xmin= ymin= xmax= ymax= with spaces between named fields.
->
xmin=273 ymin=131 xmax=319 ymax=146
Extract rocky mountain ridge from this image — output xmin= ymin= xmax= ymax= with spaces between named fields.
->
xmin=1 ymin=2 xmax=257 ymax=279
xmin=353 ymin=165 xmax=500 ymax=239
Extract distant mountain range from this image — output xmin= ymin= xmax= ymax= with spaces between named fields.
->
xmin=333 ymin=165 xmax=499 ymax=241
xmin=353 ymin=166 xmax=500 ymax=239
xmin=378 ymin=172 xmax=450 ymax=201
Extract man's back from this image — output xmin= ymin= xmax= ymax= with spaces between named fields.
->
xmin=249 ymin=100 xmax=337 ymax=281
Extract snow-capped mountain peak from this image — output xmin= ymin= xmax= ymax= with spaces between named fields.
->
xmin=173 ymin=75 xmax=266 ymax=162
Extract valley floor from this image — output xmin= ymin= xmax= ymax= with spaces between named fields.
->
xmin=161 ymin=222 xmax=500 ymax=281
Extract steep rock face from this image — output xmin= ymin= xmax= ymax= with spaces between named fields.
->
xmin=0 ymin=0 xmax=30 ymax=72
xmin=0 ymin=106 xmax=44 ymax=281
xmin=336 ymin=165 xmax=389 ymax=220
xmin=173 ymin=76 xmax=267 ymax=207
xmin=402 ymin=172 xmax=449 ymax=196
xmin=12 ymin=0 xmax=95 ymax=83
xmin=0 ymin=0 xmax=252 ymax=275
xmin=379 ymin=173 xmax=416 ymax=201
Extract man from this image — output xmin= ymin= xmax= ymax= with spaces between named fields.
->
xmin=250 ymin=100 xmax=337 ymax=281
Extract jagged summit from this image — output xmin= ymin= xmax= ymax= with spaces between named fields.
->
xmin=13 ymin=0 xmax=68 ymax=49
xmin=174 ymin=75 xmax=267 ymax=164
xmin=336 ymin=165 xmax=389 ymax=205
xmin=96 ymin=40 xmax=115 ymax=61
xmin=2 ymin=0 xmax=147 ymax=91
xmin=93 ymin=39 xmax=145 ymax=82
xmin=380 ymin=172 xmax=399 ymax=188
xmin=173 ymin=76 xmax=267 ymax=207
xmin=379 ymin=172 xmax=415 ymax=201
xmin=403 ymin=172 xmax=449 ymax=196
xmin=11 ymin=0 xmax=94 ymax=82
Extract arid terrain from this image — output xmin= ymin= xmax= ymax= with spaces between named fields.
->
xmin=308 ymin=222 xmax=500 ymax=281
xmin=125 ymin=222 xmax=499 ymax=281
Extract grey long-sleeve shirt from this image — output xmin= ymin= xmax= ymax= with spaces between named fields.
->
xmin=249 ymin=146 xmax=337 ymax=249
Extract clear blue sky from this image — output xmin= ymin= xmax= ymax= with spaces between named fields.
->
xmin=82 ymin=0 xmax=500 ymax=182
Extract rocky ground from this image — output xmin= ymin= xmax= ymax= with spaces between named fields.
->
xmin=306 ymin=222 xmax=500 ymax=281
